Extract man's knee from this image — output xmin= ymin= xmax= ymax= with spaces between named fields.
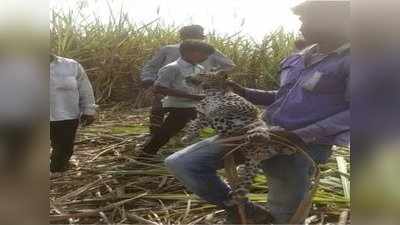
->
xmin=165 ymin=154 xmax=188 ymax=175
xmin=164 ymin=155 xmax=176 ymax=171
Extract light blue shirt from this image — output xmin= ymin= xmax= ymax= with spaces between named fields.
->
xmin=154 ymin=58 xmax=204 ymax=108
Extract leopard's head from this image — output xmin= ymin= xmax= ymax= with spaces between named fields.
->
xmin=185 ymin=72 xmax=229 ymax=93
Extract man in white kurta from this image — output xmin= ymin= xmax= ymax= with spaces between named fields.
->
xmin=50 ymin=54 xmax=96 ymax=173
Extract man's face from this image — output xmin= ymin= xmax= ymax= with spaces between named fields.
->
xmin=299 ymin=12 xmax=349 ymax=44
xmin=186 ymin=52 xmax=209 ymax=64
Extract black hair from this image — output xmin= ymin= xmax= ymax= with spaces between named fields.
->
xmin=179 ymin=40 xmax=215 ymax=56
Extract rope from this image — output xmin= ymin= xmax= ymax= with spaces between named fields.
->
xmin=224 ymin=154 xmax=248 ymax=224
xmin=218 ymin=133 xmax=320 ymax=224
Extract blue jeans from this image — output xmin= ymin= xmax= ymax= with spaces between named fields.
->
xmin=165 ymin=136 xmax=332 ymax=224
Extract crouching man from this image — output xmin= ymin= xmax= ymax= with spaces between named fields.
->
xmin=164 ymin=0 xmax=350 ymax=224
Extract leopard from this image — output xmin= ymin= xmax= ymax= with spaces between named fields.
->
xmin=182 ymin=72 xmax=297 ymax=202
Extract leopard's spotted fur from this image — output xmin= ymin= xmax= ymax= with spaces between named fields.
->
xmin=182 ymin=73 xmax=295 ymax=200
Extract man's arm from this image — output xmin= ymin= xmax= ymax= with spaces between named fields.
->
xmin=226 ymin=80 xmax=277 ymax=106
xmin=140 ymin=47 xmax=167 ymax=83
xmin=244 ymin=88 xmax=277 ymax=106
xmin=77 ymin=63 xmax=96 ymax=116
xmin=154 ymin=85 xmax=205 ymax=101
xmin=292 ymin=110 xmax=350 ymax=145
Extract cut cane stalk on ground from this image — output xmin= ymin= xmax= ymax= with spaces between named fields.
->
xmin=50 ymin=109 xmax=349 ymax=224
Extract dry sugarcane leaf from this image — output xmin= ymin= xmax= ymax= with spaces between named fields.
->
xmin=49 ymin=192 xmax=148 ymax=222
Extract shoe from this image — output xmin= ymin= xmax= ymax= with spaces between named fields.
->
xmin=134 ymin=137 xmax=159 ymax=157
xmin=134 ymin=135 xmax=151 ymax=152
xmin=225 ymin=201 xmax=274 ymax=224
xmin=50 ymin=162 xmax=71 ymax=175
xmin=133 ymin=146 xmax=159 ymax=161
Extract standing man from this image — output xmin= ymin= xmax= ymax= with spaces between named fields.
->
xmin=50 ymin=54 xmax=97 ymax=175
xmin=140 ymin=25 xmax=235 ymax=137
xmin=165 ymin=1 xmax=350 ymax=224
xmin=140 ymin=41 xmax=215 ymax=156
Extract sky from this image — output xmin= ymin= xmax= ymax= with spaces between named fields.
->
xmin=50 ymin=0 xmax=304 ymax=42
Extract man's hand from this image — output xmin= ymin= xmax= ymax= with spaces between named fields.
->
xmin=141 ymin=80 xmax=154 ymax=89
xmin=268 ymin=126 xmax=307 ymax=148
xmin=247 ymin=126 xmax=306 ymax=147
xmin=225 ymin=80 xmax=245 ymax=97
xmin=155 ymin=85 xmax=205 ymax=101
xmin=80 ymin=114 xmax=95 ymax=127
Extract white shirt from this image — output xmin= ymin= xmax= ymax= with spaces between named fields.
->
xmin=50 ymin=56 xmax=96 ymax=121
xmin=155 ymin=58 xmax=204 ymax=108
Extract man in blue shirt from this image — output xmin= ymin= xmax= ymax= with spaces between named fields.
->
xmin=165 ymin=0 xmax=350 ymax=224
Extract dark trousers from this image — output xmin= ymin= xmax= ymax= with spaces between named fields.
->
xmin=50 ymin=119 xmax=79 ymax=172
xmin=143 ymin=107 xmax=197 ymax=154
xmin=149 ymin=93 xmax=166 ymax=135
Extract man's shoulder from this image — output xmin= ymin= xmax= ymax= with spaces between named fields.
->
xmin=54 ymin=56 xmax=79 ymax=65
xmin=280 ymin=54 xmax=302 ymax=68
xmin=280 ymin=44 xmax=319 ymax=66
xmin=159 ymin=61 xmax=181 ymax=74
xmin=160 ymin=44 xmax=180 ymax=52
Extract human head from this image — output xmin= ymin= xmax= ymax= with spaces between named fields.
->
xmin=179 ymin=40 xmax=215 ymax=64
xmin=292 ymin=0 xmax=350 ymax=45
xmin=179 ymin=25 xmax=206 ymax=41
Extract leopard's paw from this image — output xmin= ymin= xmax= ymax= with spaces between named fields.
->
xmin=181 ymin=135 xmax=197 ymax=145
xmin=246 ymin=126 xmax=271 ymax=143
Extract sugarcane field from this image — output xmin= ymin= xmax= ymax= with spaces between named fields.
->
xmin=49 ymin=1 xmax=351 ymax=224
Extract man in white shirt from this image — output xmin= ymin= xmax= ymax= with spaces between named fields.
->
xmin=139 ymin=41 xmax=215 ymax=156
xmin=50 ymin=54 xmax=96 ymax=174
xmin=140 ymin=25 xmax=235 ymax=137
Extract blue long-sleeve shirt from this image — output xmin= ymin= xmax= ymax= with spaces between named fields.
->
xmin=244 ymin=43 xmax=350 ymax=147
